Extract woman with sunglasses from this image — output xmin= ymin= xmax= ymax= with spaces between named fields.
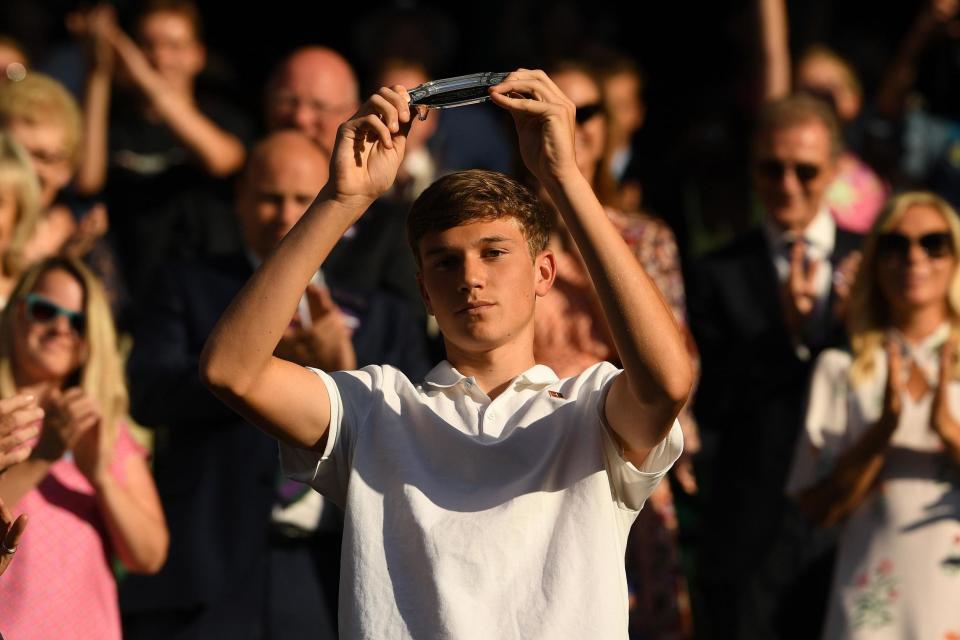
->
xmin=0 ymin=256 xmax=167 ymax=639
xmin=531 ymin=61 xmax=699 ymax=639
xmin=787 ymin=191 xmax=960 ymax=638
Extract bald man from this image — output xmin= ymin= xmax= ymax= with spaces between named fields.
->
xmin=265 ymin=46 xmax=359 ymax=157
xmin=264 ymin=47 xmax=424 ymax=325
xmin=120 ymin=131 xmax=429 ymax=640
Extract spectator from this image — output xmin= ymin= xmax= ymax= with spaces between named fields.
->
xmin=0 ymin=133 xmax=42 ymax=303
xmin=874 ymin=0 xmax=960 ymax=209
xmin=757 ymin=0 xmax=888 ymax=233
xmin=532 ymin=61 xmax=697 ymax=639
xmin=264 ymin=46 xmax=358 ymax=158
xmin=597 ymin=55 xmax=646 ymax=212
xmin=0 ymin=73 xmax=86 ymax=260
xmin=689 ymin=94 xmax=862 ymax=639
xmin=0 ymin=256 xmax=168 ymax=640
xmin=72 ymin=1 xmax=250 ymax=310
xmin=265 ymin=46 xmax=423 ymax=323
xmin=788 ymin=191 xmax=960 ymax=638
xmin=120 ymin=130 xmax=429 ymax=640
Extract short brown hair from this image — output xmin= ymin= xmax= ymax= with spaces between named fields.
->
xmin=406 ymin=170 xmax=550 ymax=265
xmin=754 ymin=93 xmax=844 ymax=159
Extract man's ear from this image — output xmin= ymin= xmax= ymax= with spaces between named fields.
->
xmin=534 ymin=249 xmax=556 ymax=298
xmin=417 ymin=271 xmax=434 ymax=315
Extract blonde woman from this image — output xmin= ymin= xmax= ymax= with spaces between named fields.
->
xmin=788 ymin=191 xmax=960 ymax=638
xmin=0 ymin=133 xmax=41 ymax=304
xmin=0 ymin=257 xmax=166 ymax=639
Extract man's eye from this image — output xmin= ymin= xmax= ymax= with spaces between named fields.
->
xmin=484 ymin=249 xmax=506 ymax=258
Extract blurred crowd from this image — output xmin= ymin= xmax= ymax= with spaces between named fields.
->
xmin=0 ymin=0 xmax=959 ymax=638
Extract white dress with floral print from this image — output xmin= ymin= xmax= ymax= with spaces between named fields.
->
xmin=787 ymin=325 xmax=960 ymax=640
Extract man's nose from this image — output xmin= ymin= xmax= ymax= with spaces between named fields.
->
xmin=294 ymin=103 xmax=315 ymax=130
xmin=458 ymin=258 xmax=486 ymax=291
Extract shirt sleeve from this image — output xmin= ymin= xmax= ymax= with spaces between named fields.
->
xmin=596 ymin=373 xmax=684 ymax=512
xmin=278 ymin=366 xmax=377 ymax=506
xmin=785 ymin=349 xmax=851 ymax=496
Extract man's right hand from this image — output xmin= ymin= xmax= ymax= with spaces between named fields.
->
xmin=325 ymin=86 xmax=413 ymax=207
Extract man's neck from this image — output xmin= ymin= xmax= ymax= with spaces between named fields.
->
xmin=445 ymin=340 xmax=538 ymax=400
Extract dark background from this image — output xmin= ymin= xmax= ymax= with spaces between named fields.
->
xmin=3 ymin=0 xmax=951 ymax=256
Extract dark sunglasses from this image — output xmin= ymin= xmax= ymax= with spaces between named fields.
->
xmin=24 ymin=293 xmax=85 ymax=335
xmin=876 ymin=231 xmax=954 ymax=261
xmin=575 ymin=103 xmax=604 ymax=125
xmin=756 ymin=159 xmax=822 ymax=184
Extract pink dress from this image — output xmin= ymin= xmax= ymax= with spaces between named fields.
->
xmin=0 ymin=424 xmax=145 ymax=640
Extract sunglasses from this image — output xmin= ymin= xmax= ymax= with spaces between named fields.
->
xmin=575 ymin=103 xmax=604 ymax=125
xmin=756 ymin=159 xmax=822 ymax=184
xmin=24 ymin=294 xmax=85 ymax=335
xmin=876 ymin=231 xmax=954 ymax=261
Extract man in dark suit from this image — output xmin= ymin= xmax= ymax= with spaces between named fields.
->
xmin=689 ymin=95 xmax=863 ymax=640
xmin=120 ymin=131 xmax=430 ymax=639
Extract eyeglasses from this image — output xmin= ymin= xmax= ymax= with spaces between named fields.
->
xmin=756 ymin=159 xmax=822 ymax=184
xmin=24 ymin=294 xmax=85 ymax=335
xmin=574 ymin=103 xmax=604 ymax=125
xmin=876 ymin=231 xmax=954 ymax=261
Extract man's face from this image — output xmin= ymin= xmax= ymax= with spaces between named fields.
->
xmin=417 ymin=218 xmax=554 ymax=355
xmin=753 ymin=120 xmax=837 ymax=233
xmin=137 ymin=11 xmax=205 ymax=91
xmin=265 ymin=61 xmax=357 ymax=156
xmin=5 ymin=117 xmax=72 ymax=208
xmin=235 ymin=150 xmax=327 ymax=259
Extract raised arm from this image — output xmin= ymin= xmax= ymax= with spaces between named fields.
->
xmin=200 ymin=87 xmax=412 ymax=449
xmin=794 ymin=343 xmax=902 ymax=527
xmin=104 ymin=24 xmax=245 ymax=177
xmin=876 ymin=0 xmax=960 ymax=119
xmin=490 ymin=71 xmax=692 ymax=464
xmin=72 ymin=4 xmax=116 ymax=196
xmin=757 ymin=0 xmax=792 ymax=102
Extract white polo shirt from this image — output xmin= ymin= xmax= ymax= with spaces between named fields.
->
xmin=280 ymin=360 xmax=683 ymax=640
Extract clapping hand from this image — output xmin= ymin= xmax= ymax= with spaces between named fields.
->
xmin=882 ymin=340 xmax=905 ymax=429
xmin=781 ymin=241 xmax=821 ymax=336
xmin=275 ymin=285 xmax=357 ymax=372
xmin=931 ymin=338 xmax=960 ymax=446
xmin=37 ymin=388 xmax=110 ymax=484
xmin=0 ymin=395 xmax=43 ymax=474
xmin=831 ymin=251 xmax=862 ymax=322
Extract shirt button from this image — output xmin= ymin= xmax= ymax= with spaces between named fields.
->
xmin=488 ymin=412 xmax=496 ymax=421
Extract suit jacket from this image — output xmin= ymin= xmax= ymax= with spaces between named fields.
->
xmin=120 ymin=252 xmax=430 ymax=613
xmin=689 ymin=226 xmax=862 ymax=578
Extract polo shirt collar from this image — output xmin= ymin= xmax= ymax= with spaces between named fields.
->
xmin=423 ymin=361 xmax=560 ymax=390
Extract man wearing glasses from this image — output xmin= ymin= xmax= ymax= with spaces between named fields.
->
xmin=688 ymin=94 xmax=863 ymax=640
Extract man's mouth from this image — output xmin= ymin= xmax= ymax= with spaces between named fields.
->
xmin=456 ymin=300 xmax=495 ymax=314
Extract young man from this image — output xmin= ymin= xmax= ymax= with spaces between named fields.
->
xmin=202 ymin=69 xmax=692 ymax=638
